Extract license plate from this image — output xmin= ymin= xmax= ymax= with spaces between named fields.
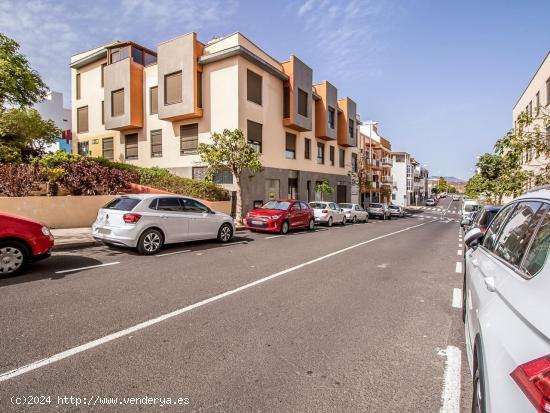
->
xmin=252 ymin=220 xmax=264 ymax=225
xmin=97 ymin=228 xmax=111 ymax=235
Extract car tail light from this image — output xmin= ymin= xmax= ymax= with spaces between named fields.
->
xmin=511 ymin=354 xmax=550 ymax=412
xmin=123 ymin=213 xmax=141 ymax=224
xmin=322 ymin=210 xmax=328 ymax=213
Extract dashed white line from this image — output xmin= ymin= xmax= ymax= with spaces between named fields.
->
xmin=0 ymin=220 xmax=435 ymax=383
xmin=455 ymin=262 xmax=462 ymax=273
xmin=264 ymin=235 xmax=283 ymax=239
xmin=439 ymin=345 xmax=462 ymax=413
xmin=54 ymin=262 xmax=120 ymax=274
xmin=457 ymin=250 xmax=462 ymax=256
xmin=219 ymin=241 xmax=249 ymax=247
xmin=156 ymin=249 xmax=192 ymax=257
xmin=452 ymin=288 xmax=462 ymax=308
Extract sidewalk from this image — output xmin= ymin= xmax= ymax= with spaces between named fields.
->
xmin=51 ymin=225 xmax=247 ymax=251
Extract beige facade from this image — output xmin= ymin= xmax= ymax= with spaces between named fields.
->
xmin=512 ymin=51 xmax=550 ymax=186
xmin=70 ymin=32 xmax=360 ymax=211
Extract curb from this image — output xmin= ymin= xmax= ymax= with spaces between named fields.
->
xmin=52 ymin=240 xmax=100 ymax=251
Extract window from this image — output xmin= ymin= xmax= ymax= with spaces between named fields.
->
xmin=317 ymin=142 xmax=325 ymax=164
xmin=76 ymin=73 xmax=81 ymax=100
xmin=523 ymin=207 xmax=550 ymax=277
xmin=110 ymin=46 xmax=129 ymax=64
xmin=339 ymin=148 xmax=345 ymax=168
xmin=297 ymin=88 xmax=308 ymax=117
xmin=101 ymin=63 xmax=107 ymax=87
xmin=352 ymin=153 xmax=358 ymax=173
xmin=247 ymin=120 xmax=262 ymax=153
xmin=157 ymin=197 xmax=183 ymax=212
xmin=165 ymin=71 xmax=182 ymax=105
xmin=77 ymin=141 xmax=89 ymax=156
xmin=125 ymin=133 xmax=138 ymax=160
xmin=182 ymin=198 xmax=209 ymax=213
xmin=528 ymin=101 xmax=533 ymax=117
xmin=77 ymin=106 xmax=88 ymax=133
xmin=285 ymin=132 xmax=296 ymax=159
xmin=547 ymin=77 xmax=550 ymax=105
xmin=151 ymin=130 xmax=162 ymax=157
xmin=192 ymin=166 xmax=207 ymax=180
xmin=197 ymin=71 xmax=202 ymax=108
xmin=304 ymin=138 xmax=311 ymax=159
xmin=349 ymin=119 xmax=355 ymax=138
xmin=328 ymin=106 xmax=335 ymax=129
xmin=150 ymin=86 xmax=158 ymax=114
xmin=482 ymin=204 xmax=516 ymax=251
xmin=111 ymin=89 xmax=124 ymax=117
xmin=493 ymin=202 xmax=545 ymax=267
xmin=131 ymin=47 xmax=143 ymax=65
xmin=214 ymin=169 xmax=233 ymax=184
xmin=283 ymin=85 xmax=290 ymax=118
xmin=102 ymin=137 xmax=114 ymax=160
xmin=329 ymin=146 xmax=335 ymax=166
xmin=247 ymin=70 xmax=262 ymax=105
xmin=180 ymin=123 xmax=198 ymax=154
xmin=101 ymin=101 xmax=104 ymax=125
xmin=104 ymin=197 xmax=140 ymax=211
xmin=536 ymin=91 xmax=540 ymax=115
xmin=144 ymin=52 xmax=157 ymax=66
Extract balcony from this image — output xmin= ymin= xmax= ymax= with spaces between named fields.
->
xmin=313 ymin=80 xmax=337 ymax=140
xmin=157 ymin=33 xmax=203 ymax=121
xmin=337 ymin=97 xmax=357 ymax=147
xmin=366 ymin=158 xmax=381 ymax=168
xmin=382 ymin=175 xmax=393 ymax=184
xmin=382 ymin=158 xmax=393 ymax=167
xmin=282 ymin=55 xmax=313 ymax=132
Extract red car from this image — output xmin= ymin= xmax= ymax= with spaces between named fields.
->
xmin=0 ymin=213 xmax=54 ymax=276
xmin=245 ymin=199 xmax=315 ymax=234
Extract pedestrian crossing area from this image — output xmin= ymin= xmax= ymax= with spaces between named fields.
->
xmin=416 ymin=206 xmax=461 ymax=215
xmin=410 ymin=214 xmax=457 ymax=223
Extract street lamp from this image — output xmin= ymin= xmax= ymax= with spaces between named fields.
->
xmin=362 ymin=120 xmax=378 ymax=206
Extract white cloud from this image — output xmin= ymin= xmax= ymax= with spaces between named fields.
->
xmin=0 ymin=0 xmax=238 ymax=106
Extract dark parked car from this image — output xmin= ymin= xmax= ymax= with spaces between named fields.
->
xmin=0 ymin=213 xmax=55 ymax=275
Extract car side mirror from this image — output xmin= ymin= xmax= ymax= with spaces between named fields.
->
xmin=464 ymin=228 xmax=483 ymax=249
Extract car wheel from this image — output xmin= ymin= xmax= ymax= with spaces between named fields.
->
xmin=382 ymin=214 xmax=386 ymax=221
xmin=0 ymin=241 xmax=29 ymax=276
xmin=388 ymin=214 xmax=392 ymax=220
xmin=327 ymin=217 xmax=333 ymax=227
xmin=341 ymin=216 xmax=346 ymax=225
xmin=308 ymin=219 xmax=315 ymax=231
xmin=280 ymin=220 xmax=290 ymax=234
xmin=471 ymin=348 xmax=485 ymax=413
xmin=217 ymin=223 xmax=233 ymax=243
xmin=137 ymin=229 xmax=164 ymax=255
xmin=352 ymin=215 xmax=357 ymax=224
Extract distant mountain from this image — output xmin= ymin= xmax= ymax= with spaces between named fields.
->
xmin=428 ymin=176 xmax=466 ymax=184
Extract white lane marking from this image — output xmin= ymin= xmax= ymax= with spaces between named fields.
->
xmin=219 ymin=241 xmax=248 ymax=247
xmin=439 ymin=345 xmax=462 ymax=413
xmin=452 ymin=288 xmax=462 ymax=308
xmin=0 ymin=220 xmax=434 ymax=383
xmin=458 ymin=243 xmax=462 ymax=248
xmin=264 ymin=235 xmax=283 ymax=239
xmin=54 ymin=262 xmax=120 ymax=274
xmin=455 ymin=262 xmax=462 ymax=273
xmin=457 ymin=250 xmax=462 ymax=256
xmin=156 ymin=249 xmax=192 ymax=257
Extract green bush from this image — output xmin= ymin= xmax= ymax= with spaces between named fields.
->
xmin=138 ymin=166 xmax=171 ymax=184
xmin=145 ymin=175 xmax=229 ymax=201
xmin=32 ymin=150 xmax=80 ymax=168
xmin=0 ymin=144 xmax=23 ymax=164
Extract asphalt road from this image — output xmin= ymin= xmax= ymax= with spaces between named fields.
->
xmin=0 ymin=197 xmax=472 ymax=412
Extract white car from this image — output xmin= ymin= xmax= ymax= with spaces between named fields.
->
xmin=453 ymin=195 xmax=460 ymax=201
xmin=388 ymin=204 xmax=405 ymax=217
xmin=92 ymin=194 xmax=235 ymax=254
xmin=339 ymin=203 xmax=369 ymax=223
xmin=309 ymin=201 xmax=346 ymax=226
xmin=462 ymin=199 xmax=479 ymax=219
xmin=463 ymin=189 xmax=550 ymax=412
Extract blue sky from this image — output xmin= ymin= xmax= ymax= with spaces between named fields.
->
xmin=1 ymin=0 xmax=549 ymax=179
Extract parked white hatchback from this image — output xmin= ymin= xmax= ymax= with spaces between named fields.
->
xmin=92 ymin=194 xmax=235 ymax=254
xmin=339 ymin=203 xmax=369 ymax=223
xmin=463 ymin=189 xmax=550 ymax=413
xmin=309 ymin=201 xmax=346 ymax=226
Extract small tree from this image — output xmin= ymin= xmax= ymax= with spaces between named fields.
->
xmin=198 ymin=128 xmax=262 ymax=223
xmin=314 ymin=178 xmax=334 ymax=201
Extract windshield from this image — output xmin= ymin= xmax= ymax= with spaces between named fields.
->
xmin=103 ymin=197 xmax=140 ymax=211
xmin=309 ymin=202 xmax=327 ymax=209
xmin=369 ymin=203 xmax=383 ymax=208
xmin=261 ymin=201 xmax=290 ymax=210
xmin=464 ymin=204 xmax=478 ymax=212
xmin=389 ymin=205 xmax=399 ymax=210
xmin=339 ymin=203 xmax=353 ymax=209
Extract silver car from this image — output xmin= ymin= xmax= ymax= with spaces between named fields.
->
xmin=463 ymin=189 xmax=550 ymax=412
xmin=367 ymin=203 xmax=391 ymax=220
xmin=388 ymin=204 xmax=405 ymax=217
xmin=339 ymin=203 xmax=369 ymax=223
xmin=92 ymin=194 xmax=235 ymax=254
xmin=309 ymin=201 xmax=346 ymax=226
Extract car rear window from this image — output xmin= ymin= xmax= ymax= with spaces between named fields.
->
xmin=103 ymin=197 xmax=140 ymax=211
xmin=340 ymin=203 xmax=353 ymax=209
xmin=309 ymin=202 xmax=326 ymax=209
xmin=389 ymin=205 xmax=399 ymax=210
xmin=369 ymin=203 xmax=382 ymax=208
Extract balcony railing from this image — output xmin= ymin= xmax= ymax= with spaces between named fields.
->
xmin=382 ymin=158 xmax=393 ymax=166
xmin=366 ymin=158 xmax=381 ymax=168
xmin=381 ymin=175 xmax=393 ymax=184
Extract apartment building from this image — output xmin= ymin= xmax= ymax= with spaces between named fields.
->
xmin=512 ymin=51 xmax=550 ymax=187
xmin=34 ymin=91 xmax=72 ymax=153
xmin=70 ymin=32 xmax=360 ymax=213
xmin=358 ymin=124 xmax=393 ymax=205
xmin=391 ymin=152 xmax=428 ymax=207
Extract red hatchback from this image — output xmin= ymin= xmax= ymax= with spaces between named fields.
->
xmin=245 ymin=199 xmax=315 ymax=234
xmin=0 ymin=213 xmax=55 ymax=276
